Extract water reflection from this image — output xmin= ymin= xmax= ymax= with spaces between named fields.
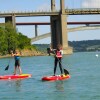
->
xmin=6 ymin=79 xmax=22 ymax=92
xmin=55 ymin=81 xmax=64 ymax=91
xmin=14 ymin=80 xmax=22 ymax=92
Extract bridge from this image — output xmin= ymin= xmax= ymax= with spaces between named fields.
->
xmin=0 ymin=8 xmax=100 ymax=17
xmin=0 ymin=0 xmax=100 ymax=54
xmin=31 ymin=25 xmax=100 ymax=42
xmin=1 ymin=21 xmax=100 ymax=42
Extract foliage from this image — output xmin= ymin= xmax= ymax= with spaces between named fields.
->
xmin=34 ymin=44 xmax=49 ymax=53
xmin=0 ymin=22 xmax=35 ymax=55
xmin=34 ymin=40 xmax=100 ymax=53
xmin=69 ymin=40 xmax=100 ymax=52
xmin=17 ymin=32 xmax=31 ymax=49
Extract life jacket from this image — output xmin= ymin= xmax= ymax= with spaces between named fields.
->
xmin=56 ymin=50 xmax=62 ymax=58
xmin=14 ymin=56 xmax=20 ymax=61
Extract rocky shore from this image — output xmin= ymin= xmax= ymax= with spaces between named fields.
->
xmin=0 ymin=49 xmax=46 ymax=58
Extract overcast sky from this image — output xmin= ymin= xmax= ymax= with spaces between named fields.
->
xmin=0 ymin=0 xmax=100 ymax=44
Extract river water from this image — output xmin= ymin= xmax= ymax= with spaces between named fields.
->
xmin=0 ymin=52 xmax=100 ymax=100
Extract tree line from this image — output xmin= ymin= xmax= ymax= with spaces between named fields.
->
xmin=0 ymin=22 xmax=34 ymax=55
xmin=34 ymin=40 xmax=100 ymax=52
xmin=69 ymin=40 xmax=100 ymax=52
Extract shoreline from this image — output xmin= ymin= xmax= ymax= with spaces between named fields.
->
xmin=0 ymin=54 xmax=47 ymax=59
xmin=0 ymin=50 xmax=47 ymax=59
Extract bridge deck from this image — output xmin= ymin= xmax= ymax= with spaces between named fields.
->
xmin=66 ymin=8 xmax=100 ymax=15
xmin=0 ymin=9 xmax=100 ymax=17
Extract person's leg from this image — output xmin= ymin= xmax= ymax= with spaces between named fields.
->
xmin=59 ymin=58 xmax=63 ymax=75
xmin=18 ymin=60 xmax=22 ymax=74
xmin=14 ymin=61 xmax=17 ymax=75
xmin=54 ymin=57 xmax=58 ymax=75
xmin=14 ymin=66 xmax=17 ymax=75
xmin=18 ymin=66 xmax=22 ymax=75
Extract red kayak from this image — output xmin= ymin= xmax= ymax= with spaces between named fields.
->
xmin=0 ymin=74 xmax=32 ymax=80
xmin=42 ymin=74 xmax=70 ymax=81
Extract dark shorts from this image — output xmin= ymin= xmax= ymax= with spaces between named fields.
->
xmin=15 ymin=60 xmax=20 ymax=67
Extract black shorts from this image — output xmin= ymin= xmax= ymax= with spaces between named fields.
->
xmin=15 ymin=60 xmax=20 ymax=67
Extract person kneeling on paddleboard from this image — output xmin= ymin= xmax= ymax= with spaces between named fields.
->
xmin=53 ymin=44 xmax=63 ymax=76
xmin=11 ymin=50 xmax=22 ymax=75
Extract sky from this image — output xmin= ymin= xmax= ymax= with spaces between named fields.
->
xmin=0 ymin=0 xmax=100 ymax=44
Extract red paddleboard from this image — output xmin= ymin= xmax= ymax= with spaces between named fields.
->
xmin=42 ymin=74 xmax=70 ymax=81
xmin=0 ymin=74 xmax=32 ymax=80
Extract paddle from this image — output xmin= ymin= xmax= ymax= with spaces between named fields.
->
xmin=5 ymin=59 xmax=11 ymax=71
xmin=5 ymin=65 xmax=9 ymax=70
xmin=64 ymin=68 xmax=69 ymax=75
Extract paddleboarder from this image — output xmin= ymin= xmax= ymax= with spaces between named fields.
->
xmin=11 ymin=50 xmax=22 ymax=75
xmin=52 ymin=44 xmax=63 ymax=76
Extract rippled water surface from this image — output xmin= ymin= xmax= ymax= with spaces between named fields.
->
xmin=0 ymin=52 xmax=100 ymax=100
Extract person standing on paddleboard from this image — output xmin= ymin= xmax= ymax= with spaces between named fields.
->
xmin=53 ymin=44 xmax=63 ymax=76
xmin=11 ymin=50 xmax=22 ymax=75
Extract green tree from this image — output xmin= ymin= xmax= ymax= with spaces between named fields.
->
xmin=0 ymin=22 xmax=36 ymax=55
xmin=0 ymin=27 xmax=8 ymax=54
xmin=17 ymin=32 xmax=31 ymax=49
xmin=5 ymin=22 xmax=18 ymax=53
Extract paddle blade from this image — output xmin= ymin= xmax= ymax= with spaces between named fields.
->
xmin=64 ymin=69 xmax=69 ymax=75
xmin=5 ymin=65 xmax=9 ymax=70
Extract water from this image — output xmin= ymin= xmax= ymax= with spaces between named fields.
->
xmin=0 ymin=52 xmax=100 ymax=100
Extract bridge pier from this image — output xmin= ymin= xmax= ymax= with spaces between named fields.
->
xmin=5 ymin=15 xmax=16 ymax=28
xmin=35 ymin=25 xmax=38 ymax=37
xmin=50 ymin=0 xmax=73 ymax=54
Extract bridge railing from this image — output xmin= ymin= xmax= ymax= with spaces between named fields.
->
xmin=0 ymin=8 xmax=100 ymax=17
xmin=66 ymin=8 xmax=100 ymax=15
xmin=0 ymin=10 xmax=59 ymax=17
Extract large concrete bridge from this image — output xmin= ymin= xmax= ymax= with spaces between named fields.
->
xmin=0 ymin=0 xmax=100 ymax=54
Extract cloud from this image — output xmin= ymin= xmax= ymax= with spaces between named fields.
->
xmin=82 ymin=0 xmax=100 ymax=8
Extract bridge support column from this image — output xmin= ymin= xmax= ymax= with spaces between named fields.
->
xmin=50 ymin=0 xmax=73 ymax=54
xmin=5 ymin=15 xmax=16 ymax=28
xmin=60 ymin=15 xmax=73 ymax=54
xmin=51 ymin=0 xmax=55 ymax=12
xmin=50 ymin=15 xmax=73 ymax=54
xmin=35 ymin=25 xmax=38 ymax=37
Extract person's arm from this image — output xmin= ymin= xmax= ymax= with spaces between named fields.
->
xmin=51 ymin=49 xmax=57 ymax=54
xmin=11 ymin=52 xmax=19 ymax=56
xmin=11 ymin=51 xmax=14 ymax=56
xmin=60 ymin=50 xmax=63 ymax=55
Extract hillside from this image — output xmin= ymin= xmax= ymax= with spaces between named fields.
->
xmin=34 ymin=40 xmax=100 ymax=53
xmin=69 ymin=40 xmax=100 ymax=52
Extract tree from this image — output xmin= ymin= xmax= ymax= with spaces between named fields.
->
xmin=0 ymin=22 xmax=36 ymax=55
xmin=5 ymin=22 xmax=18 ymax=53
xmin=0 ymin=27 xmax=8 ymax=54
xmin=17 ymin=32 xmax=31 ymax=49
